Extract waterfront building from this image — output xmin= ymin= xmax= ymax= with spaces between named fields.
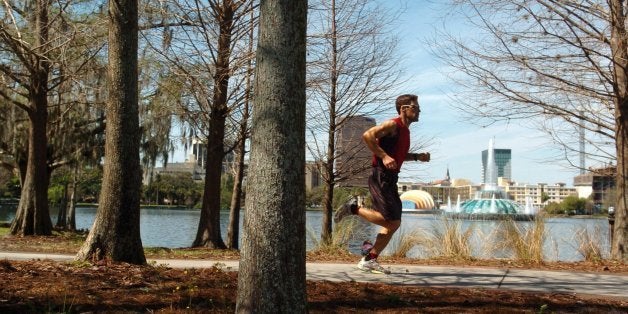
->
xmin=335 ymin=115 xmax=376 ymax=187
xmin=574 ymin=165 xmax=616 ymax=212
xmin=143 ymin=138 xmax=235 ymax=184
xmin=501 ymin=181 xmax=577 ymax=208
xmin=399 ymin=176 xmax=578 ymax=211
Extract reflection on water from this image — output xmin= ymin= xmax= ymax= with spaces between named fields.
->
xmin=0 ymin=203 xmax=18 ymax=222
xmin=0 ymin=204 xmax=610 ymax=262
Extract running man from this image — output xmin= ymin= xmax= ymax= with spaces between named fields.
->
xmin=334 ymin=94 xmax=430 ymax=274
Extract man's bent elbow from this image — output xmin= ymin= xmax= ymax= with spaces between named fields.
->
xmin=362 ymin=130 xmax=376 ymax=144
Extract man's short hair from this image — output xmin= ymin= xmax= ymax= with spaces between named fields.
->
xmin=395 ymin=94 xmax=419 ymax=114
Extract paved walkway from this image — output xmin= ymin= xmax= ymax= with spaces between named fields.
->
xmin=1 ymin=252 xmax=626 ymax=299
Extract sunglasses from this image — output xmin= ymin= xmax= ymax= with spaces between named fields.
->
xmin=402 ymin=105 xmax=420 ymax=112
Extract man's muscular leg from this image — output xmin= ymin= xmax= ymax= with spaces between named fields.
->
xmin=356 ymin=207 xmax=401 ymax=255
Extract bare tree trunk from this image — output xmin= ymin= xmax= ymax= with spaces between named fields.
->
xmin=10 ymin=0 xmax=52 ymax=236
xmin=10 ymin=104 xmax=52 ymax=235
xmin=236 ymin=0 xmax=308 ymax=311
xmin=56 ymin=182 xmax=68 ymax=229
xmin=321 ymin=0 xmax=341 ymax=244
xmin=609 ymin=0 xmax=628 ymax=262
xmin=193 ymin=140 xmax=227 ymax=248
xmin=227 ymin=3 xmax=255 ymax=250
xmin=227 ymin=139 xmax=245 ymax=249
xmin=75 ymin=0 xmax=145 ymax=264
xmin=192 ymin=0 xmax=236 ymax=249
xmin=227 ymin=0 xmax=255 ymax=251
xmin=66 ymin=163 xmax=79 ymax=231
xmin=321 ymin=152 xmax=334 ymax=243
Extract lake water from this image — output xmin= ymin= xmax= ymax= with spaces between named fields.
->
xmin=0 ymin=204 xmax=612 ymax=262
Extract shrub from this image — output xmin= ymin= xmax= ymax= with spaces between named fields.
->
xmin=561 ymin=195 xmax=587 ymax=215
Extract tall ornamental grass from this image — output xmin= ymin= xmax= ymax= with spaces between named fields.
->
xmin=494 ymin=215 xmax=546 ymax=264
xmin=387 ymin=227 xmax=424 ymax=258
xmin=574 ymin=225 xmax=605 ymax=263
xmin=308 ymin=216 xmax=369 ymax=255
xmin=402 ymin=217 xmax=475 ymax=260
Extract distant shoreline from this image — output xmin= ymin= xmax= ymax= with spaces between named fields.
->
xmin=0 ymin=199 xmax=611 ymax=218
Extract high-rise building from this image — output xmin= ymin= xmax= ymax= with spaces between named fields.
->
xmin=335 ymin=115 xmax=376 ymax=187
xmin=481 ymin=148 xmax=512 ymax=184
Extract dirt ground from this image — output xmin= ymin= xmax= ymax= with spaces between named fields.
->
xmin=0 ymin=232 xmax=627 ymax=313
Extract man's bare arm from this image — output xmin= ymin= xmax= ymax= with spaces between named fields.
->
xmin=362 ymin=120 xmax=398 ymax=170
xmin=405 ymin=152 xmax=430 ymax=162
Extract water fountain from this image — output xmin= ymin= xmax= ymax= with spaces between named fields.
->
xmin=444 ymin=139 xmax=536 ymax=221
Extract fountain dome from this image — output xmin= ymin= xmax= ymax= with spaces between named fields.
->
xmin=458 ymin=187 xmax=523 ymax=214
xmin=400 ymin=190 xmax=435 ymax=210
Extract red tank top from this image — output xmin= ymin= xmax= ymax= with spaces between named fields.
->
xmin=372 ymin=117 xmax=410 ymax=172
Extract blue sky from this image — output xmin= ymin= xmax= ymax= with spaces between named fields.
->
xmin=379 ymin=1 xmax=581 ymax=186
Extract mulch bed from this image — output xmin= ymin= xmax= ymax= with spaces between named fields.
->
xmin=0 ymin=259 xmax=626 ymax=313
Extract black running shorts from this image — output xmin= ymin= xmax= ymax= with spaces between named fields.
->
xmin=368 ymin=167 xmax=402 ymax=221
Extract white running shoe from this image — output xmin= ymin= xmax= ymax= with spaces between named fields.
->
xmin=356 ymin=257 xmax=391 ymax=274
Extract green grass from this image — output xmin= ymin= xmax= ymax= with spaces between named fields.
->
xmin=0 ymin=227 xmax=9 ymax=236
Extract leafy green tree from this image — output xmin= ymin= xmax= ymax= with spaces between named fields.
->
xmin=541 ymin=192 xmax=550 ymax=204
xmin=561 ymin=196 xmax=587 ymax=215
xmin=144 ymin=173 xmax=203 ymax=207
xmin=76 ymin=167 xmax=103 ymax=203
xmin=47 ymin=169 xmax=71 ymax=213
xmin=221 ymin=174 xmax=234 ymax=210
xmin=0 ymin=173 xmax=20 ymax=199
xmin=543 ymin=202 xmax=563 ymax=215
